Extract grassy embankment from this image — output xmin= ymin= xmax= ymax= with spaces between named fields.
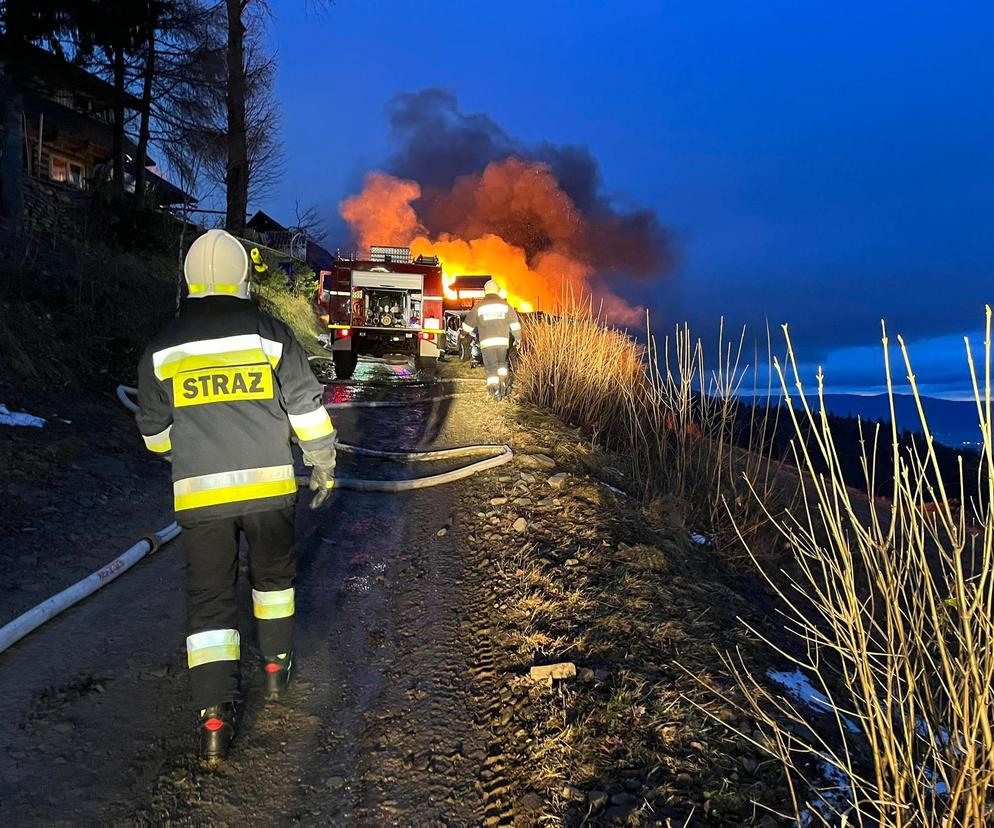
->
xmin=511 ymin=305 xmax=994 ymax=826
xmin=0 ymin=229 xmax=324 ymax=395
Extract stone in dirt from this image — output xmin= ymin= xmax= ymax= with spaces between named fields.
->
xmin=564 ymin=558 xmax=579 ymax=567
xmin=587 ymin=790 xmax=609 ymax=810
xmin=529 ymin=662 xmax=576 ymax=683
xmin=547 ymin=473 xmax=568 ymax=489
xmin=562 ymin=785 xmax=585 ymax=802
xmin=512 ymin=517 xmax=528 ymax=533
xmin=436 ymin=528 xmax=447 ymax=537
xmin=489 ymin=497 xmax=508 ymax=506
xmin=518 ymin=792 xmax=544 ymax=811
xmin=519 ymin=453 xmax=555 ymax=470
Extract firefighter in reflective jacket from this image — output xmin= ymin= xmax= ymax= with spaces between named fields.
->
xmin=462 ymin=280 xmax=521 ymax=399
xmin=135 ymin=229 xmax=337 ymax=762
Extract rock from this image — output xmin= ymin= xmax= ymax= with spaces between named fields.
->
xmin=436 ymin=528 xmax=447 ymax=537
xmin=536 ymin=497 xmax=555 ymax=507
xmin=512 ymin=517 xmax=528 ymax=533
xmin=740 ymin=756 xmax=758 ymax=774
xmin=489 ymin=497 xmax=508 ymax=506
xmin=564 ymin=558 xmax=580 ymax=567
xmin=519 ymin=471 xmax=537 ymax=483
xmin=675 ymin=772 xmax=694 ymax=788
xmin=689 ymin=740 xmax=705 ymax=752
xmin=562 ymin=785 xmax=585 ymax=802
xmin=587 ymin=790 xmax=609 ymax=810
xmin=611 ymin=792 xmax=640 ymax=806
xmin=547 ymin=473 xmax=568 ymax=490
xmin=325 ymin=775 xmax=346 ymax=789
xmin=578 ymin=668 xmax=596 ymax=684
xmin=519 ymin=453 xmax=555 ymax=470
xmin=519 ymin=792 xmax=544 ymax=811
xmin=529 ymin=662 xmax=576 ymax=683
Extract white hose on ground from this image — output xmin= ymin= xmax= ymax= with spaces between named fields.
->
xmin=0 ymin=521 xmax=180 ymax=655
xmin=0 ymin=386 xmax=512 ymax=655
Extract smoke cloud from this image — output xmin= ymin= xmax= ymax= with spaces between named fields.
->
xmin=341 ymin=88 xmax=675 ymax=324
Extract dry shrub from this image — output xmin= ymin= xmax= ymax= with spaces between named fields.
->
xmin=515 ymin=302 xmax=787 ymax=544
xmin=719 ymin=313 xmax=994 ymax=825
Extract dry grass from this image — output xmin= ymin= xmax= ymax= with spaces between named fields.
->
xmin=516 ymin=301 xmax=994 ymax=824
xmin=705 ymin=312 xmax=994 ymax=826
xmin=516 ymin=304 xmax=790 ymax=550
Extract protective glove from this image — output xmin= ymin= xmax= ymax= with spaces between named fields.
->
xmin=303 ymin=446 xmax=336 ymax=510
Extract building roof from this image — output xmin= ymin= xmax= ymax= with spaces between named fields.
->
xmin=0 ymin=37 xmax=142 ymax=110
xmin=246 ymin=210 xmax=287 ymax=234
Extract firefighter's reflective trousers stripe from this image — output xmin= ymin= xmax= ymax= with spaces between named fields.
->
xmin=183 ymin=507 xmax=296 ymax=709
xmin=481 ymin=343 xmax=510 ymax=388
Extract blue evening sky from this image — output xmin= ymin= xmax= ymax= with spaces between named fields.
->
xmin=257 ymin=0 xmax=994 ymax=396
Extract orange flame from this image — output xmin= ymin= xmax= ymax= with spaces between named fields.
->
xmin=340 ymin=162 xmax=643 ymax=323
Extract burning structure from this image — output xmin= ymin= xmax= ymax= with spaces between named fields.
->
xmin=340 ymin=89 xmax=674 ymax=325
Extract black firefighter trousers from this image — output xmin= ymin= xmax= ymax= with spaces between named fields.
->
xmin=183 ymin=507 xmax=296 ymax=710
xmin=481 ymin=343 xmax=510 ymax=389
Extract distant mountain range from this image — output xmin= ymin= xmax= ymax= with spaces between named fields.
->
xmin=800 ymin=394 xmax=982 ymax=450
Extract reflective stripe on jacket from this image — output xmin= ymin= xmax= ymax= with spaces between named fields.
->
xmin=461 ymin=294 xmax=521 ymax=348
xmin=136 ymin=296 xmax=336 ymax=525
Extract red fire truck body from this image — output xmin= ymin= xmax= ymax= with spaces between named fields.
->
xmin=317 ymin=246 xmax=445 ymax=379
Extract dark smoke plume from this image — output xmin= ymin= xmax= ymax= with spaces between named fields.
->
xmin=385 ymin=88 xmax=675 ymax=280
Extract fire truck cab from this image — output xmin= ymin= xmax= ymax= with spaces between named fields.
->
xmin=317 ymin=246 xmax=445 ymax=379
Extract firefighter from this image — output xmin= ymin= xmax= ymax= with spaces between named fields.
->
xmin=462 ymin=280 xmax=521 ymax=399
xmin=135 ymin=229 xmax=337 ymax=762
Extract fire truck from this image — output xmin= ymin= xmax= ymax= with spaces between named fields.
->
xmin=317 ymin=246 xmax=445 ymax=379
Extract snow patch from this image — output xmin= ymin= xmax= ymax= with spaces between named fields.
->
xmin=768 ymin=669 xmax=861 ymax=734
xmin=0 ymin=404 xmax=45 ymax=428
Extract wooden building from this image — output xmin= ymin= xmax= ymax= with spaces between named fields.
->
xmin=0 ymin=38 xmax=191 ymax=207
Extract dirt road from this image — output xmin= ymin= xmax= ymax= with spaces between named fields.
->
xmin=1 ymin=359 xmax=788 ymax=826
xmin=0 ymin=361 xmax=530 ymax=825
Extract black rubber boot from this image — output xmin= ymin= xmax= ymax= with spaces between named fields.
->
xmin=198 ymin=702 xmax=238 ymax=763
xmin=263 ymin=651 xmax=293 ymax=701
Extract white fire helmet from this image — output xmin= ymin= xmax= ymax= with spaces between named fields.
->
xmin=184 ymin=229 xmax=250 ymax=299
xmin=484 ymin=279 xmax=500 ymax=296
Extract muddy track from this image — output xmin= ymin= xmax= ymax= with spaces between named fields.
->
xmin=0 ymin=366 xmax=533 ymax=826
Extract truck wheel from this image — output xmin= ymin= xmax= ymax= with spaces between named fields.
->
xmin=333 ymin=351 xmax=357 ymax=380
xmin=416 ymin=356 xmax=438 ymax=377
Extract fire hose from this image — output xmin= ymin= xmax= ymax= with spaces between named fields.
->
xmin=0 ymin=384 xmax=512 ymax=655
